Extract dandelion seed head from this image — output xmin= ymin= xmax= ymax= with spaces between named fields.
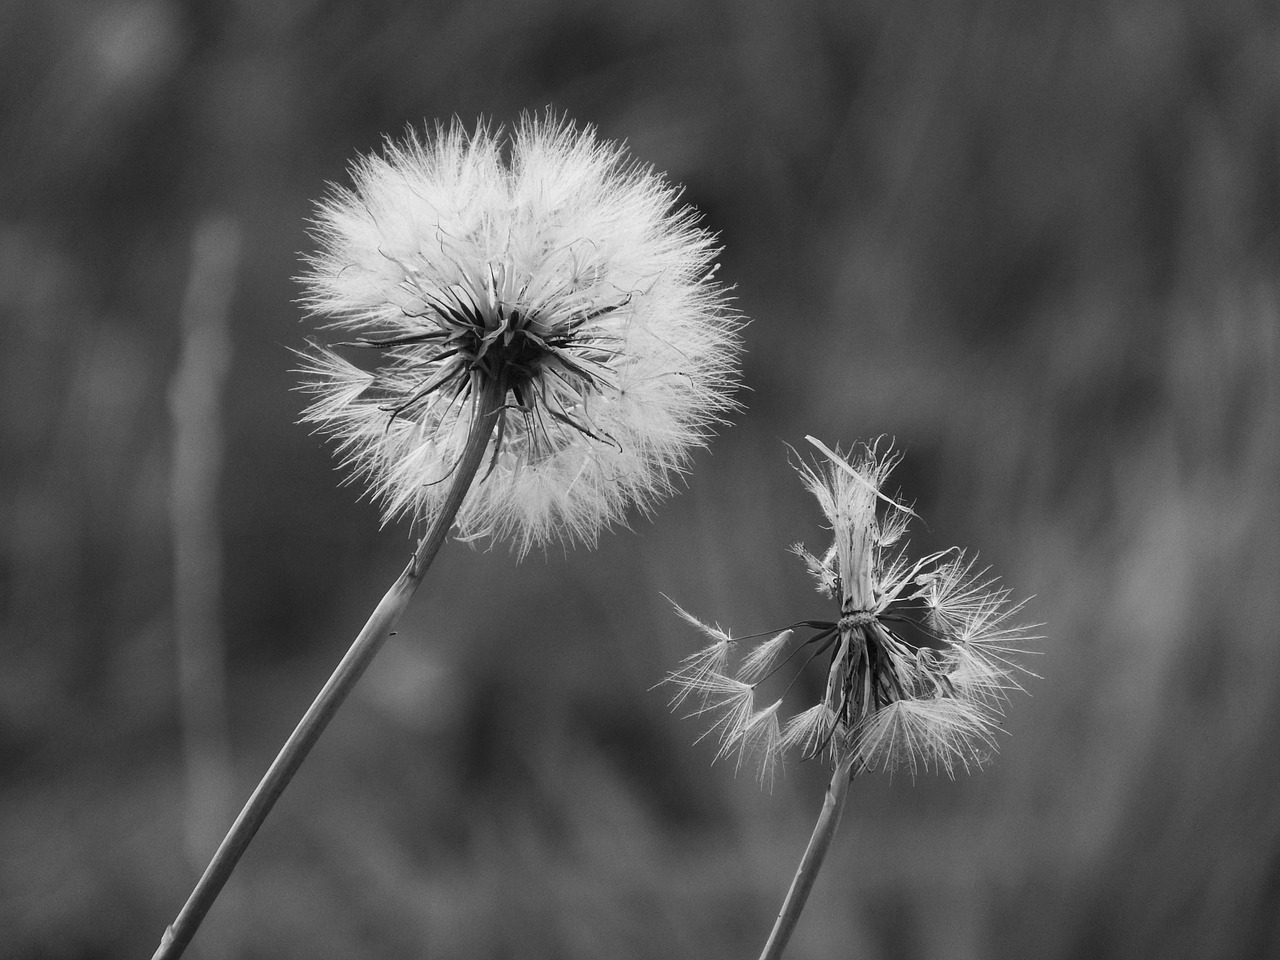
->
xmin=298 ymin=114 xmax=741 ymax=553
xmin=663 ymin=439 xmax=1039 ymax=782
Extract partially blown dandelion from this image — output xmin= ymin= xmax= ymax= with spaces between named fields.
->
xmin=299 ymin=113 xmax=740 ymax=552
xmin=664 ymin=437 xmax=1038 ymax=960
xmin=152 ymin=115 xmax=739 ymax=960
xmin=668 ymin=436 xmax=1034 ymax=778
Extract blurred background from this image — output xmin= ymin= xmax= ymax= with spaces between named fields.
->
xmin=2 ymin=0 xmax=1278 ymax=957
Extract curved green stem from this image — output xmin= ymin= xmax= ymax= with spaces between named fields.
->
xmin=152 ymin=379 xmax=504 ymax=960
xmin=757 ymin=755 xmax=856 ymax=960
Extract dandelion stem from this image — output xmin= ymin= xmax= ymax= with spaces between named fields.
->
xmin=757 ymin=754 xmax=856 ymax=960
xmin=151 ymin=377 xmax=505 ymax=960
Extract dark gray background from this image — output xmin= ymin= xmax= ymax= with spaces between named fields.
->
xmin=2 ymin=0 xmax=1277 ymax=957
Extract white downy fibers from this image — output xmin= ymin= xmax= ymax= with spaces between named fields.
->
xmin=299 ymin=115 xmax=741 ymax=553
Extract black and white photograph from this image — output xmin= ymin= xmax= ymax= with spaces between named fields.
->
xmin=2 ymin=1 xmax=1277 ymax=957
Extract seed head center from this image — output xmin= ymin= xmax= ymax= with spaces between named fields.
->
xmin=467 ymin=308 xmax=557 ymax=393
xmin=838 ymin=611 xmax=877 ymax=632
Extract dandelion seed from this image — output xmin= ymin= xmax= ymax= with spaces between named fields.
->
xmin=779 ymin=703 xmax=838 ymax=760
xmin=662 ymin=599 xmax=737 ymax=709
xmin=738 ymin=629 xmax=795 ymax=683
xmin=299 ymin=113 xmax=741 ymax=553
xmin=697 ymin=678 xmax=756 ymax=752
xmin=725 ymin=699 xmax=783 ymax=785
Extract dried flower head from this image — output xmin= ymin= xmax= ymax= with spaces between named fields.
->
xmin=665 ymin=437 xmax=1038 ymax=781
xmin=298 ymin=115 xmax=740 ymax=553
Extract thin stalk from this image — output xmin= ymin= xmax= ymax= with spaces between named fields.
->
xmin=757 ymin=754 xmax=856 ymax=960
xmin=152 ymin=377 xmax=505 ymax=960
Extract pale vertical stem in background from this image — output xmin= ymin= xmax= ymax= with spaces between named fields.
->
xmin=758 ymin=755 xmax=856 ymax=960
xmin=168 ymin=215 xmax=242 ymax=949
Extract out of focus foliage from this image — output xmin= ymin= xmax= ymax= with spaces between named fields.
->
xmin=1 ymin=0 xmax=1277 ymax=958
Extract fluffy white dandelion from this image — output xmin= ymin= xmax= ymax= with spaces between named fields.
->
xmin=664 ymin=438 xmax=1041 ymax=959
xmin=665 ymin=436 xmax=1038 ymax=781
xmin=152 ymin=116 xmax=741 ymax=960
xmin=298 ymin=114 xmax=740 ymax=552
